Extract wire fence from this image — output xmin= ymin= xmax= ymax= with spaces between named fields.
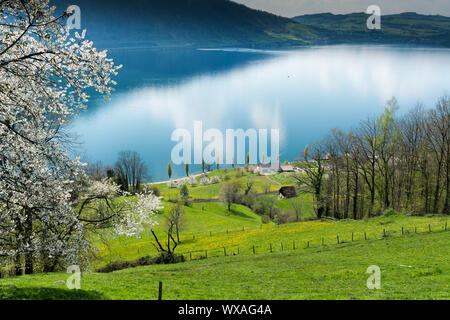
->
xmin=178 ymin=222 xmax=449 ymax=261
xmin=180 ymin=224 xmax=265 ymax=240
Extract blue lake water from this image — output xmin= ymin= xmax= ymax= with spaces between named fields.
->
xmin=72 ymin=45 xmax=450 ymax=181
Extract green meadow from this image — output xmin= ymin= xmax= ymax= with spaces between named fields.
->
xmin=1 ymin=231 xmax=448 ymax=300
xmin=1 ymin=169 xmax=448 ymax=300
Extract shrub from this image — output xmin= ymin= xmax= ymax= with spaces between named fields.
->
xmin=261 ymin=215 xmax=271 ymax=224
xmin=154 ymin=252 xmax=185 ymax=264
xmin=274 ymin=210 xmax=296 ymax=225
xmin=210 ymin=176 xmax=221 ymax=184
xmin=383 ymin=208 xmax=400 ymax=217
xmin=189 ymin=176 xmax=198 ymax=186
xmin=252 ymin=198 xmax=267 ymax=215
xmin=200 ymin=177 xmax=210 ymax=185
xmin=95 ymin=253 xmax=186 ymax=273
xmin=95 ymin=260 xmax=136 ymax=273
xmin=147 ymin=185 xmax=160 ymax=197
xmin=176 ymin=178 xmax=188 ymax=188
xmin=179 ymin=183 xmax=190 ymax=205
xmin=241 ymin=191 xmax=256 ymax=208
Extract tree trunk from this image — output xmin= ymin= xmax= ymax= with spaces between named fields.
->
xmin=24 ymin=209 xmax=33 ymax=275
xmin=14 ymin=254 xmax=22 ymax=276
xmin=433 ymin=161 xmax=443 ymax=213
xmin=353 ymin=170 xmax=359 ymax=220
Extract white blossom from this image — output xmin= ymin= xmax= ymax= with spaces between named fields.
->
xmin=0 ymin=0 xmax=122 ymax=271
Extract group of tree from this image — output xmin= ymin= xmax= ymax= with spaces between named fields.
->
xmin=218 ymin=177 xmax=304 ymax=224
xmin=86 ymin=151 xmax=149 ymax=193
xmin=295 ymin=97 xmax=449 ymax=219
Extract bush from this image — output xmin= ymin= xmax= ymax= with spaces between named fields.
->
xmin=95 ymin=260 xmax=136 ymax=273
xmin=274 ymin=210 xmax=296 ymax=225
xmin=147 ymin=185 xmax=160 ymax=197
xmin=200 ymin=177 xmax=210 ymax=185
xmin=95 ymin=253 xmax=186 ymax=273
xmin=383 ymin=208 xmax=400 ymax=217
xmin=188 ymin=176 xmax=198 ymax=186
xmin=177 ymin=178 xmax=188 ymax=188
xmin=154 ymin=252 xmax=185 ymax=264
xmin=261 ymin=215 xmax=271 ymax=224
xmin=179 ymin=183 xmax=190 ymax=205
xmin=252 ymin=198 xmax=267 ymax=215
xmin=241 ymin=191 xmax=256 ymax=208
xmin=210 ymin=176 xmax=221 ymax=184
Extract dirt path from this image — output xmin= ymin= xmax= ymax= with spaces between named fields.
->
xmin=265 ymin=175 xmax=281 ymax=186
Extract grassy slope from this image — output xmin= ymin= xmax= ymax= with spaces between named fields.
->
xmin=88 ymin=170 xmax=448 ymax=268
xmin=1 ymin=231 xmax=448 ymax=300
xmin=90 ymin=209 xmax=447 ymax=269
xmin=1 ymin=169 xmax=448 ymax=299
xmin=154 ymin=169 xmax=296 ymax=200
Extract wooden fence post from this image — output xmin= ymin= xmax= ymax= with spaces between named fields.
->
xmin=351 ymin=232 xmax=354 ymax=242
xmin=205 ymin=250 xmax=207 ymax=258
xmin=383 ymin=229 xmax=386 ymax=237
xmin=252 ymin=245 xmax=255 ymax=254
xmin=270 ymin=243 xmax=272 ymax=253
xmin=445 ymin=222 xmax=447 ymax=231
xmin=223 ymin=247 xmax=227 ymax=256
xmin=293 ymin=240 xmax=296 ymax=250
xmin=281 ymin=242 xmax=283 ymax=251
xmin=429 ymin=224 xmax=431 ymax=232
xmin=238 ymin=247 xmax=240 ymax=255
xmin=189 ymin=252 xmax=192 ymax=260
xmin=307 ymin=241 xmax=310 ymax=248
xmin=337 ymin=235 xmax=339 ymax=244
xmin=415 ymin=226 xmax=417 ymax=233
xmin=364 ymin=232 xmax=367 ymax=240
xmin=158 ymin=281 xmax=163 ymax=301
xmin=322 ymin=237 xmax=324 ymax=246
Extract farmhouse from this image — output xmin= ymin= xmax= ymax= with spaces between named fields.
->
xmin=254 ymin=162 xmax=279 ymax=175
xmin=279 ymin=186 xmax=297 ymax=198
xmin=279 ymin=165 xmax=294 ymax=173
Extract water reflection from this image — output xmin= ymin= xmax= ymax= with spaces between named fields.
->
xmin=73 ymin=46 xmax=450 ymax=180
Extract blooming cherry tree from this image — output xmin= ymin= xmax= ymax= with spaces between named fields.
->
xmin=0 ymin=0 xmax=157 ymax=275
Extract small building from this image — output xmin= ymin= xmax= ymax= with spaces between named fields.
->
xmin=279 ymin=165 xmax=294 ymax=173
xmin=279 ymin=186 xmax=297 ymax=199
xmin=255 ymin=162 xmax=279 ymax=175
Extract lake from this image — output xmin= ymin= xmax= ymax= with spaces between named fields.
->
xmin=71 ymin=45 xmax=450 ymax=181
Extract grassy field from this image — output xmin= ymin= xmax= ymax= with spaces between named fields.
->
xmin=152 ymin=169 xmax=298 ymax=200
xmin=1 ymin=230 xmax=448 ymax=300
xmin=87 ymin=168 xmax=449 ymax=270
xmin=90 ymin=203 xmax=447 ymax=270
xmin=1 ymin=168 xmax=448 ymax=300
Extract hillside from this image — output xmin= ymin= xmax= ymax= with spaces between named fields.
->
xmin=1 ymin=168 xmax=448 ymax=299
xmin=51 ymin=0 xmax=325 ymax=48
xmin=1 ymin=231 xmax=448 ymax=299
xmin=293 ymin=12 xmax=450 ymax=47
xmin=51 ymin=1 xmax=450 ymax=48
